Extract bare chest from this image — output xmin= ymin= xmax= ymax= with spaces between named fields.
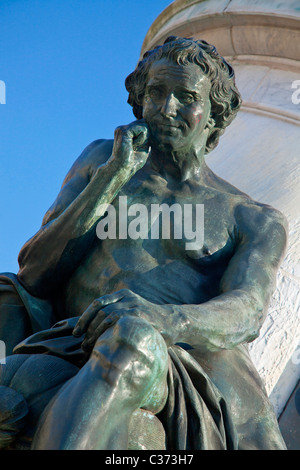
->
xmin=97 ymin=173 xmax=236 ymax=264
xmin=64 ymin=172 xmax=237 ymax=315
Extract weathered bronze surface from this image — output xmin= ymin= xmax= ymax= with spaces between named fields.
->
xmin=0 ymin=37 xmax=288 ymax=450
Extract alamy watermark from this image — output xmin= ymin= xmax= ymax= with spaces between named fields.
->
xmin=291 ymin=342 xmax=300 ymax=365
xmin=96 ymin=196 xmax=204 ymax=251
xmin=0 ymin=80 xmax=6 ymax=104
xmin=291 ymin=80 xmax=300 ymax=105
xmin=0 ymin=340 xmax=6 ymax=364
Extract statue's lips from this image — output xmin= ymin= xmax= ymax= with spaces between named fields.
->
xmin=156 ymin=122 xmax=179 ymax=128
xmin=154 ymin=122 xmax=182 ymax=132
xmin=149 ymin=121 xmax=186 ymax=139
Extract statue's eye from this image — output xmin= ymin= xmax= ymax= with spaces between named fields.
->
xmin=178 ymin=92 xmax=194 ymax=104
xmin=148 ymin=87 xmax=164 ymax=100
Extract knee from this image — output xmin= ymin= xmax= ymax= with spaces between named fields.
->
xmin=92 ymin=316 xmax=168 ymax=396
xmin=117 ymin=316 xmax=168 ymax=373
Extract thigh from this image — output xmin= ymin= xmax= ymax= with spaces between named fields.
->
xmin=0 ymin=354 xmax=79 ymax=449
xmin=189 ymin=344 xmax=286 ymax=450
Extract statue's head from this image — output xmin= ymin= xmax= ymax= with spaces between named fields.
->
xmin=125 ymin=36 xmax=242 ymax=154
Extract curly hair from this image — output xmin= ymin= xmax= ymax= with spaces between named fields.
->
xmin=125 ymin=36 xmax=242 ymax=154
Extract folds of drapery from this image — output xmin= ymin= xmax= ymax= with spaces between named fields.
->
xmin=159 ymin=346 xmax=238 ymax=450
xmin=14 ymin=318 xmax=238 ymax=450
xmin=0 ymin=273 xmax=238 ymax=449
xmin=0 ymin=273 xmax=54 ymax=334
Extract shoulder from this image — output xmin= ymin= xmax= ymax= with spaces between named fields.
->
xmin=204 ymin=166 xmax=288 ymax=247
xmin=61 ymin=139 xmax=114 ymax=186
xmin=41 ymin=139 xmax=114 ymax=225
xmin=233 ymin=198 xmax=288 ymax=261
xmin=234 ymin=199 xmax=288 ymax=234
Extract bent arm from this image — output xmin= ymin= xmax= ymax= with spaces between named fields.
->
xmin=17 ymin=120 xmax=150 ymax=298
xmin=169 ymin=204 xmax=288 ymax=351
xmin=17 ymin=140 xmax=135 ymax=298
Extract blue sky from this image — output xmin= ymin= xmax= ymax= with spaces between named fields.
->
xmin=0 ymin=0 xmax=172 ymax=274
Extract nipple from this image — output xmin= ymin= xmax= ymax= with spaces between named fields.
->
xmin=202 ymin=244 xmax=212 ymax=256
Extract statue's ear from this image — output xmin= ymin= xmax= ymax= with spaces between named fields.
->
xmin=205 ymin=116 xmax=215 ymax=131
xmin=204 ymin=116 xmax=216 ymax=146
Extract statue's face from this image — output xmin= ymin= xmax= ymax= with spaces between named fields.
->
xmin=143 ymin=58 xmax=211 ymax=152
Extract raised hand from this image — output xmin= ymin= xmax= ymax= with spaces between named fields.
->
xmin=111 ymin=119 xmax=150 ymax=172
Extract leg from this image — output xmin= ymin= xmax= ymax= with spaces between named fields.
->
xmin=190 ymin=344 xmax=287 ymax=450
xmin=0 ymin=354 xmax=79 ymax=449
xmin=32 ymin=316 xmax=169 ymax=450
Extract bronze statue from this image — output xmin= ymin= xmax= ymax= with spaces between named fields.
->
xmin=0 ymin=36 xmax=287 ymax=450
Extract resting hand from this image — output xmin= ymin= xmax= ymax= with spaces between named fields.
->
xmin=72 ymin=289 xmax=176 ymax=351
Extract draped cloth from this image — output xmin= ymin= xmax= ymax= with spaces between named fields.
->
xmin=0 ymin=273 xmax=54 ymax=334
xmin=1 ymin=273 xmax=238 ymax=450
xmin=159 ymin=346 xmax=238 ymax=450
xmin=14 ymin=318 xmax=238 ymax=450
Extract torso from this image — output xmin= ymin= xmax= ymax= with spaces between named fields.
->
xmin=51 ymin=143 xmax=285 ymax=447
xmin=63 ymin=161 xmax=245 ymax=317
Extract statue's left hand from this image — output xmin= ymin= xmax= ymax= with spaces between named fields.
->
xmin=72 ymin=289 xmax=177 ymax=351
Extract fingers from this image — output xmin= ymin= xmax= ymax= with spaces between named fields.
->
xmin=114 ymin=120 xmax=149 ymax=152
xmin=72 ymin=291 xmax=126 ymax=337
xmin=81 ymin=314 xmax=117 ymax=351
xmin=128 ymin=122 xmax=149 ymax=151
xmin=112 ymin=120 xmax=150 ymax=172
xmin=81 ymin=306 xmax=141 ymax=352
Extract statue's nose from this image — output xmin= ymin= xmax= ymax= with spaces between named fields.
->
xmin=160 ymin=93 xmax=177 ymax=118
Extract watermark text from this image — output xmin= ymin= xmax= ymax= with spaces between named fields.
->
xmin=96 ymin=196 xmax=204 ymax=251
xmin=0 ymin=80 xmax=6 ymax=104
xmin=292 ymin=342 xmax=300 ymax=365
xmin=0 ymin=340 xmax=6 ymax=364
xmin=291 ymin=80 xmax=300 ymax=105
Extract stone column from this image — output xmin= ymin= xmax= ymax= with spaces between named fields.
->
xmin=141 ymin=0 xmax=300 ymax=418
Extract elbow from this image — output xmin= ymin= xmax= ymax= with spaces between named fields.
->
xmin=246 ymin=327 xmax=260 ymax=344
xmin=237 ymin=288 xmax=268 ymax=345
xmin=246 ymin=305 xmax=266 ymax=344
xmin=17 ymin=267 xmax=51 ymax=299
xmin=17 ymin=252 xmax=41 ymax=297
xmin=220 ymin=303 xmax=265 ymax=350
xmin=17 ymin=248 xmax=55 ymax=298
